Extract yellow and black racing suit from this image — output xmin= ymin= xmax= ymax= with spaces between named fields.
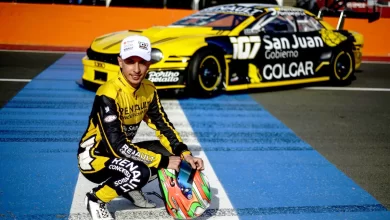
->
xmin=77 ymin=72 xmax=191 ymax=203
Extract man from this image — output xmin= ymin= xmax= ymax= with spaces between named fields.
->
xmin=77 ymin=35 xmax=204 ymax=220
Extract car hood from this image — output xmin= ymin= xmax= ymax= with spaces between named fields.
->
xmin=90 ymin=26 xmax=225 ymax=53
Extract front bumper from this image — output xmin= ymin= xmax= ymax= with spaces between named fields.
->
xmin=80 ymin=55 xmax=120 ymax=90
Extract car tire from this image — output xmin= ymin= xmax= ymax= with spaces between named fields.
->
xmin=187 ymin=48 xmax=225 ymax=97
xmin=330 ymin=49 xmax=355 ymax=86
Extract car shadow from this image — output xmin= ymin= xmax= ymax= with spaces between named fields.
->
xmin=157 ymin=80 xmax=340 ymax=99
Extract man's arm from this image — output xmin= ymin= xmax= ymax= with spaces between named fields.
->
xmin=145 ymin=90 xmax=191 ymax=157
xmin=95 ymin=94 xmax=169 ymax=169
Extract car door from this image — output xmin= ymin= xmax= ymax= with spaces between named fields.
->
xmin=239 ymin=9 xmax=327 ymax=85
xmin=292 ymin=13 xmax=329 ymax=77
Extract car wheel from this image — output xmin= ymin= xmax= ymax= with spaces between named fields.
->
xmin=330 ymin=49 xmax=355 ymax=86
xmin=187 ymin=48 xmax=224 ymax=97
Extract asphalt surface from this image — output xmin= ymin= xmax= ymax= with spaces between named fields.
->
xmin=0 ymin=51 xmax=389 ymax=211
xmin=0 ymin=51 xmax=64 ymax=107
xmin=249 ymin=63 xmax=390 ymax=209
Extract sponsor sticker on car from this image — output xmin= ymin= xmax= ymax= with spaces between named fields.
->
xmin=147 ymin=71 xmax=180 ymax=82
xmin=94 ymin=61 xmax=106 ymax=69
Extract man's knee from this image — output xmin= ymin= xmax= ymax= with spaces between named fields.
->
xmin=109 ymin=158 xmax=151 ymax=192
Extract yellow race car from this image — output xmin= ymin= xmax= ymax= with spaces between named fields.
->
xmin=79 ymin=3 xmax=363 ymax=96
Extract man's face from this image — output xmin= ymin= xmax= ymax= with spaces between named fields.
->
xmin=118 ymin=56 xmax=151 ymax=88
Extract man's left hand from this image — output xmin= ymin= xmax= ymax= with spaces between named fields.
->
xmin=183 ymin=154 xmax=204 ymax=171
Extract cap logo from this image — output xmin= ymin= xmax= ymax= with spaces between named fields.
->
xmin=123 ymin=46 xmax=133 ymax=52
xmin=138 ymin=41 xmax=149 ymax=50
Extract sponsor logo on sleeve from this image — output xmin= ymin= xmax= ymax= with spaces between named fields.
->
xmin=104 ymin=115 xmax=117 ymax=123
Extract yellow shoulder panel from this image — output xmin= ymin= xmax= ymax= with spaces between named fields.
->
xmin=142 ymin=79 xmax=157 ymax=90
xmin=96 ymin=81 xmax=119 ymax=99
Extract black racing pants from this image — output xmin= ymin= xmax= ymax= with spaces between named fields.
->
xmin=81 ymin=140 xmax=171 ymax=203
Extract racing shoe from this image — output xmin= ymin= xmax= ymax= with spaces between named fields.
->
xmin=123 ymin=190 xmax=157 ymax=208
xmin=85 ymin=191 xmax=114 ymax=220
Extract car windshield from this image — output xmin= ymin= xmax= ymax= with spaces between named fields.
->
xmin=171 ymin=12 xmax=248 ymax=30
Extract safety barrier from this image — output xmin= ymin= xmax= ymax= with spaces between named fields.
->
xmin=0 ymin=3 xmax=194 ymax=50
xmin=0 ymin=2 xmax=389 ymax=57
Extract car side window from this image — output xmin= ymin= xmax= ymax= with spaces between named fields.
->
xmin=245 ymin=13 xmax=297 ymax=34
xmin=263 ymin=15 xmax=296 ymax=33
xmin=296 ymin=15 xmax=323 ymax=32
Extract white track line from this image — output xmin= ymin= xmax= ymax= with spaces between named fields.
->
xmin=305 ymin=87 xmax=390 ymax=92
xmin=0 ymin=78 xmax=31 ymax=82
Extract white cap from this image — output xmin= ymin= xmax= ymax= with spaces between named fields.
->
xmin=119 ymin=35 xmax=151 ymax=61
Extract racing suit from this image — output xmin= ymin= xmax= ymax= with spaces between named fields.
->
xmin=77 ymin=72 xmax=191 ymax=203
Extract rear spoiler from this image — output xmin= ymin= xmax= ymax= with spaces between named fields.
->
xmin=317 ymin=4 xmax=381 ymax=30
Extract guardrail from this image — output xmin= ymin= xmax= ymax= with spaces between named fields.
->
xmin=0 ymin=2 xmax=194 ymax=50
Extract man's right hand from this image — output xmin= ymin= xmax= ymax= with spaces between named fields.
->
xmin=167 ymin=156 xmax=181 ymax=172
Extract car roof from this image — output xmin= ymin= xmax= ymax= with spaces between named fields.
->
xmin=209 ymin=3 xmax=306 ymax=9
xmin=202 ymin=3 xmax=278 ymax=10
xmin=199 ymin=3 xmax=307 ymax=17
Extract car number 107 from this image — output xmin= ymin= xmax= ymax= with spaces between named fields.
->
xmin=230 ymin=36 xmax=261 ymax=60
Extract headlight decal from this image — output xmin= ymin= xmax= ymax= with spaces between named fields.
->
xmin=151 ymin=48 xmax=164 ymax=63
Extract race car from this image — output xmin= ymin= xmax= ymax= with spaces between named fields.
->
xmin=79 ymin=3 xmax=364 ymax=96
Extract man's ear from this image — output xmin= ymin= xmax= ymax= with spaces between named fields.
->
xmin=117 ymin=56 xmax=123 ymax=68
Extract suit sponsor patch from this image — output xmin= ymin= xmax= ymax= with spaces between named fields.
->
xmin=104 ymin=115 xmax=117 ymax=123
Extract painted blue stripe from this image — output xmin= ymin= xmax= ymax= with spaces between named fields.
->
xmin=0 ymin=54 xmax=88 ymax=218
xmin=179 ymin=94 xmax=390 ymax=219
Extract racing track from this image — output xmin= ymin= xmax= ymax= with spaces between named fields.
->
xmin=0 ymin=51 xmax=389 ymax=219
